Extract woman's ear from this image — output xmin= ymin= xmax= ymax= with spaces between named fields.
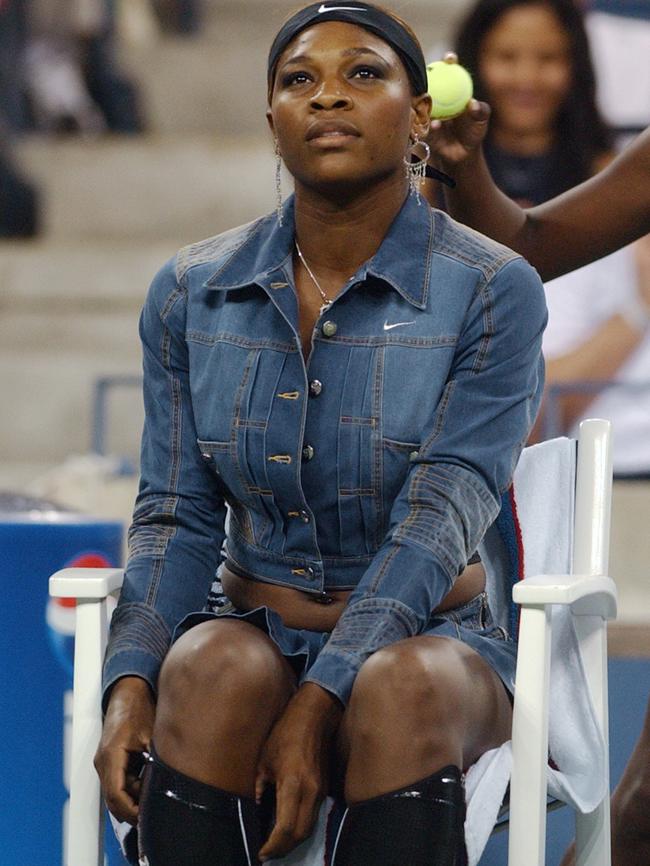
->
xmin=266 ymin=109 xmax=275 ymax=137
xmin=411 ymin=93 xmax=432 ymax=141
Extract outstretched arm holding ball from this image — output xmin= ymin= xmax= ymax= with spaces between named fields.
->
xmin=425 ymin=59 xmax=650 ymax=281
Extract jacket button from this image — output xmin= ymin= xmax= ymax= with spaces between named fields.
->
xmin=409 ymin=450 xmax=419 ymax=461
xmin=306 ymin=566 xmax=316 ymax=579
xmin=309 ymin=379 xmax=322 ymax=396
xmin=322 ymin=321 xmax=337 ymax=337
xmin=299 ymin=510 xmax=310 ymax=523
xmin=302 ymin=445 xmax=315 ymax=461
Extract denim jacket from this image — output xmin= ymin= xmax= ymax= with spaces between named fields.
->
xmin=103 ymin=193 xmax=546 ymax=707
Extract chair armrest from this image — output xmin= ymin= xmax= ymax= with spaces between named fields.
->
xmin=49 ymin=567 xmax=125 ymax=599
xmin=513 ymin=573 xmax=617 ymax=619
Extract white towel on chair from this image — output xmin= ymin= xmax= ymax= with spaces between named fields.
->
xmin=465 ymin=437 xmax=607 ymax=865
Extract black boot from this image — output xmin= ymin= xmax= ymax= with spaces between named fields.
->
xmin=138 ymin=747 xmax=267 ymax=865
xmin=331 ymin=765 xmax=468 ymax=866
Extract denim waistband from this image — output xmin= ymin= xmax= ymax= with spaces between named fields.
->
xmin=225 ymin=529 xmax=374 ymax=593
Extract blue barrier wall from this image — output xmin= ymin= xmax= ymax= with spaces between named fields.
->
xmin=0 ymin=512 xmax=122 ymax=866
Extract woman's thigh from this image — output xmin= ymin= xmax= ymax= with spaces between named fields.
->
xmin=337 ymin=635 xmax=513 ymax=802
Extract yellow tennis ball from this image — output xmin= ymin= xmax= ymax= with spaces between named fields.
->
xmin=426 ymin=60 xmax=474 ymax=119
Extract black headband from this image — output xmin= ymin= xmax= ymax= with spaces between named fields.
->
xmin=267 ymin=2 xmax=428 ymax=96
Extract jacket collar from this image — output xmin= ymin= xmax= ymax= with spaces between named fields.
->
xmin=204 ymin=192 xmax=434 ymax=310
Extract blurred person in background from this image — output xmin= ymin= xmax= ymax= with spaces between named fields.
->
xmin=583 ymin=0 xmax=650 ymax=144
xmin=24 ymin=0 xmax=144 ymax=133
xmin=151 ymin=0 xmax=202 ymax=36
xmin=0 ymin=0 xmax=40 ymax=237
xmin=454 ymin=0 xmax=612 ymax=206
xmin=449 ymin=0 xmax=650 ymax=476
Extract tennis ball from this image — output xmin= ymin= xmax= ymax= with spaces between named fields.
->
xmin=426 ymin=60 xmax=473 ymax=120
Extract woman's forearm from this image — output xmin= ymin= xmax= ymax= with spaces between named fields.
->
xmin=439 ymin=128 xmax=650 ymax=281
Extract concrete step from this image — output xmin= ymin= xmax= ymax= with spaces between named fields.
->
xmin=115 ymin=0 xmax=464 ymax=135
xmin=14 ymin=135 xmax=277 ymax=241
xmin=0 ymin=239 xmax=160 ymax=466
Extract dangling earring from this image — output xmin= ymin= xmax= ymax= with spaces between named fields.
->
xmin=275 ymin=139 xmax=283 ymax=226
xmin=404 ymin=136 xmax=430 ymax=205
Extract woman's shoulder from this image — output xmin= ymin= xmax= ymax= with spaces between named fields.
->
xmin=174 ymin=215 xmax=269 ymax=286
xmin=141 ymin=215 xmax=270 ymax=320
xmin=430 ymin=207 xmax=526 ymax=282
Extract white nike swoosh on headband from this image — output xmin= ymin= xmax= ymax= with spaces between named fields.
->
xmin=383 ymin=320 xmax=416 ymax=331
xmin=318 ymin=4 xmax=367 ymax=12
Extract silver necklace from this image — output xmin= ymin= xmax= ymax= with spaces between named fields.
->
xmin=295 ymin=241 xmax=334 ymax=315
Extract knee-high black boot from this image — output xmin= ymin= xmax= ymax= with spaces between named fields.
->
xmin=137 ymin=747 xmax=267 ymax=866
xmin=331 ymin=765 xmax=468 ymax=866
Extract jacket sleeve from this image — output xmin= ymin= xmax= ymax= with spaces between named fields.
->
xmin=304 ymin=256 xmax=547 ymax=705
xmin=102 ymin=258 xmax=227 ymax=707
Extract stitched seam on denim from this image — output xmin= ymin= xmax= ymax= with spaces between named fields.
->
xmin=373 ymin=346 xmax=385 ymax=549
xmin=186 ymin=331 xmax=298 ymax=353
xmin=368 ymin=543 xmax=400 ymax=595
xmin=324 ymin=598 xmax=419 ymax=646
xmin=392 ymin=467 xmax=498 ymax=567
xmin=235 ymin=419 xmax=268 ymax=429
xmin=421 ymin=207 xmax=434 ymax=306
xmin=175 ymin=218 xmax=262 ymax=283
xmin=159 ymin=282 xmax=187 ymax=324
xmin=395 ymin=467 xmax=464 ymax=573
xmin=432 ymin=215 xmax=520 ymax=279
xmin=240 ymin=352 xmax=279 ymax=548
xmin=224 ymin=549 xmax=315 ymax=585
xmin=301 ymin=674 xmax=349 ymax=702
xmin=225 ymin=526 xmax=325 ymax=567
xmin=419 ymin=379 xmax=457 ymax=451
xmin=145 ymin=317 xmax=181 ymax=605
xmin=424 ymin=462 xmax=498 ymax=508
xmin=105 ymin=602 xmax=171 ymax=666
xmin=471 ymin=277 xmax=493 ymax=375
xmin=230 ymin=350 xmax=257 ymax=517
xmin=340 ymin=416 xmax=376 ymax=426
xmin=407 ymin=463 xmax=495 ymax=511
xmin=339 ymin=488 xmax=375 ymax=496
xmin=313 ymin=334 xmax=457 ymax=347
xmin=392 ymin=521 xmax=457 ymax=576
xmin=128 ymin=524 xmax=174 ymax=558
xmin=197 ymin=439 xmax=230 ymax=451
xmin=204 ymin=217 xmax=274 ymax=286
xmin=383 ymin=437 xmax=420 ymax=451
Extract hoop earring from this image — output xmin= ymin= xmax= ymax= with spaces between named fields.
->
xmin=275 ymin=139 xmax=283 ymax=226
xmin=404 ymin=137 xmax=430 ymax=205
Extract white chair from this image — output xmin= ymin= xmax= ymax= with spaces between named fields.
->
xmin=49 ymin=418 xmax=617 ymax=866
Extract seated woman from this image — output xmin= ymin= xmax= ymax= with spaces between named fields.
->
xmin=95 ymin=4 xmax=546 ymax=865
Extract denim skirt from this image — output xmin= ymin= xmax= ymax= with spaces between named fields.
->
xmin=176 ymin=583 xmax=518 ymax=698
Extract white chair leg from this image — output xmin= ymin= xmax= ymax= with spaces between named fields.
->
xmin=67 ymin=597 xmax=107 ymax=866
xmin=508 ymin=604 xmax=552 ymax=866
xmin=574 ymin=615 xmax=612 ymax=866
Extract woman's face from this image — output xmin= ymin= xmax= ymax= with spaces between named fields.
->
xmin=268 ymin=21 xmax=430 ymax=194
xmin=478 ymin=3 xmax=572 ymax=138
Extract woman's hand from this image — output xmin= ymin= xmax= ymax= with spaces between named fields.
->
xmin=428 ymin=100 xmax=491 ymax=169
xmin=256 ymin=683 xmax=343 ymax=861
xmin=426 ymin=55 xmax=491 ymax=170
xmin=94 ymin=676 xmax=155 ymax=825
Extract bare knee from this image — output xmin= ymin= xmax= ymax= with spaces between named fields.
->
xmin=158 ymin=619 xmax=295 ymax=722
xmin=350 ymin=638 xmax=468 ymax=731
